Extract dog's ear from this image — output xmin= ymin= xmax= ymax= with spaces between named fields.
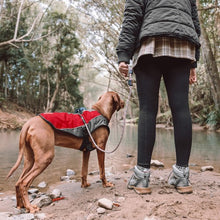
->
xmin=112 ymin=93 xmax=121 ymax=111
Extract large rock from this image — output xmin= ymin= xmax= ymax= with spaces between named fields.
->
xmin=50 ymin=189 xmax=62 ymax=199
xmin=201 ymin=166 xmax=214 ymax=172
xmin=66 ymin=169 xmax=75 ymax=176
xmin=38 ymin=181 xmax=47 ymax=188
xmin=98 ymin=198 xmax=113 ymax=210
xmin=28 ymin=188 xmax=39 ymax=194
xmin=31 ymin=195 xmax=52 ymax=208
xmin=151 ymin=160 xmax=164 ymax=167
xmin=97 ymin=207 xmax=106 ymax=214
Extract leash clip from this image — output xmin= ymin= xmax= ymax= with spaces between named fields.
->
xmin=128 ymin=61 xmax=133 ymax=86
xmin=74 ymin=107 xmax=86 ymax=114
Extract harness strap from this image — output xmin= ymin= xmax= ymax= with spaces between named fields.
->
xmin=78 ymin=114 xmax=95 ymax=152
xmin=79 ymin=136 xmax=95 ymax=152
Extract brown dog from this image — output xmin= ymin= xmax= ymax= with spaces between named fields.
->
xmin=7 ymin=91 xmax=124 ymax=213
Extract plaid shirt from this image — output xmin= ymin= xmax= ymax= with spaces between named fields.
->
xmin=133 ymin=37 xmax=196 ymax=68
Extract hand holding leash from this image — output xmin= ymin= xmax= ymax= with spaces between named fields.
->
xmin=119 ymin=62 xmax=129 ymax=77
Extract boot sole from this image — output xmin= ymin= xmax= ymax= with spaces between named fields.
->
xmin=134 ymin=187 xmax=152 ymax=194
xmin=128 ymin=185 xmax=151 ymax=194
xmin=176 ymin=185 xmax=193 ymax=194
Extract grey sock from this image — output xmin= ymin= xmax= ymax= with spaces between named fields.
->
xmin=137 ymin=165 xmax=150 ymax=172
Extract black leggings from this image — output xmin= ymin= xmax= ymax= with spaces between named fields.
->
xmin=134 ymin=55 xmax=192 ymax=168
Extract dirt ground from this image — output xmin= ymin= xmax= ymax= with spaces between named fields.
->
xmin=1 ymin=167 xmax=220 ymax=220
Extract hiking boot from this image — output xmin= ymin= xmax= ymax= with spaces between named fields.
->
xmin=168 ymin=164 xmax=193 ymax=194
xmin=127 ymin=165 xmax=151 ymax=194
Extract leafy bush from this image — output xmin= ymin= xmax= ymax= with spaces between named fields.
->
xmin=206 ymin=110 xmax=220 ymax=129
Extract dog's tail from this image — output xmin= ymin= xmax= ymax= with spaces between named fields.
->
xmin=6 ymin=123 xmax=29 ymax=179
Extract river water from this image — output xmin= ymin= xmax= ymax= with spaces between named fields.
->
xmin=0 ymin=124 xmax=220 ymax=192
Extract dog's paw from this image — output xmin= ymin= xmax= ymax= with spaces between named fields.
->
xmin=81 ymin=183 xmax=91 ymax=188
xmin=26 ymin=205 xmax=40 ymax=214
xmin=103 ymin=182 xmax=114 ymax=188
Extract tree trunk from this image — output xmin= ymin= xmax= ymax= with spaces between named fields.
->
xmin=16 ymin=78 xmax=19 ymax=102
xmin=0 ymin=61 xmax=4 ymax=94
xmin=215 ymin=0 xmax=220 ymax=39
xmin=45 ymin=72 xmax=50 ymax=111
xmin=4 ymin=61 xmax=8 ymax=99
xmin=45 ymin=71 xmax=60 ymax=112
xmin=198 ymin=6 xmax=220 ymax=110
xmin=0 ymin=0 xmax=4 ymax=22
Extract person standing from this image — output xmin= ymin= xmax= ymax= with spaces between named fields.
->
xmin=116 ymin=0 xmax=200 ymax=194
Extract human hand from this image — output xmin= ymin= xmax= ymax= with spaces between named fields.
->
xmin=119 ymin=62 xmax=129 ymax=77
xmin=189 ymin=68 xmax=197 ymax=84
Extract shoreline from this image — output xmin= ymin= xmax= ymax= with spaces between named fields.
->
xmin=0 ymin=102 xmax=220 ymax=132
xmin=0 ymin=119 xmax=219 ymax=133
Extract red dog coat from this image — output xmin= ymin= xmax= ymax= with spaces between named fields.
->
xmin=39 ymin=110 xmax=109 ymax=151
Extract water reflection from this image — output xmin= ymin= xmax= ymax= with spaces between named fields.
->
xmin=109 ymin=125 xmax=220 ymax=171
xmin=0 ymin=125 xmax=219 ymax=192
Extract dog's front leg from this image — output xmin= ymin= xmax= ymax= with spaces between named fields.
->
xmin=96 ymin=148 xmax=114 ymax=188
xmin=81 ymin=150 xmax=91 ymax=188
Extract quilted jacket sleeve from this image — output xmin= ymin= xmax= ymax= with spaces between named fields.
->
xmin=116 ymin=0 xmax=146 ymax=64
xmin=190 ymin=0 xmax=201 ymax=68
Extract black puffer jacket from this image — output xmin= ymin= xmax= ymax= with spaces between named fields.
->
xmin=116 ymin=0 xmax=201 ymax=68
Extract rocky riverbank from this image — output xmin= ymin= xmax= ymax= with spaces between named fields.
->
xmin=1 ymin=166 xmax=220 ymax=220
xmin=1 ymin=101 xmax=220 ymax=132
xmin=0 ymin=102 xmax=34 ymax=130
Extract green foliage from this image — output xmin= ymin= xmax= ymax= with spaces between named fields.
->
xmin=0 ymin=1 xmax=83 ymax=113
xmin=0 ymin=0 xmax=219 ymax=128
xmin=0 ymin=94 xmax=5 ymax=108
xmin=206 ymin=110 xmax=220 ymax=129
xmin=199 ymin=0 xmax=219 ymax=64
xmin=42 ymin=11 xmax=83 ymax=111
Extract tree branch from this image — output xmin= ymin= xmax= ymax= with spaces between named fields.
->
xmin=0 ymin=0 xmax=56 ymax=48
xmin=0 ymin=0 xmax=4 ymax=21
xmin=14 ymin=0 xmax=24 ymax=40
xmin=198 ymin=5 xmax=220 ymax=11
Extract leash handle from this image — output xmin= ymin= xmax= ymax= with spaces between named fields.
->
xmin=128 ymin=60 xmax=133 ymax=86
